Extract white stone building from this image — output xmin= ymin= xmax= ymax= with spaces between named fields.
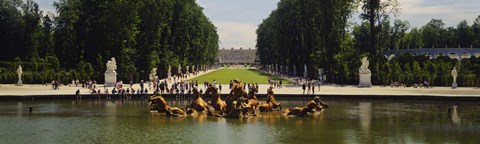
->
xmin=217 ymin=47 xmax=257 ymax=64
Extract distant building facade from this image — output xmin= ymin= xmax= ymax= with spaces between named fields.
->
xmin=218 ymin=47 xmax=257 ymax=64
xmin=384 ymin=48 xmax=480 ymax=60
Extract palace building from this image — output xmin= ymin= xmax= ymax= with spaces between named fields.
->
xmin=384 ymin=48 xmax=480 ymax=60
xmin=217 ymin=47 xmax=257 ymax=64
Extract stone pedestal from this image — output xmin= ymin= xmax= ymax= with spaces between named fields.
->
xmin=16 ymin=80 xmax=22 ymax=86
xmin=358 ymin=72 xmax=372 ymax=88
xmin=452 ymin=82 xmax=457 ymax=89
xmin=105 ymin=72 xmax=117 ymax=87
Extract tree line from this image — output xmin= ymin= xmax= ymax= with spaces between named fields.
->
xmin=257 ymin=0 xmax=480 ymax=86
xmin=0 ymin=0 xmax=219 ymax=84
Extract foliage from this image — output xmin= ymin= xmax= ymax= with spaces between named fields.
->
xmin=256 ymin=0 xmax=480 ymax=86
xmin=0 ymin=0 xmax=218 ymax=84
xmin=256 ymin=0 xmax=356 ymax=83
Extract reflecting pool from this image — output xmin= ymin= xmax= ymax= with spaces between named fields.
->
xmin=1 ymin=98 xmax=479 ymax=144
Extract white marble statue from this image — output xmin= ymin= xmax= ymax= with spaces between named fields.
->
xmin=106 ymin=57 xmax=117 ymax=73
xmin=104 ymin=57 xmax=117 ymax=87
xmin=293 ymin=65 xmax=297 ymax=76
xmin=318 ymin=68 xmax=322 ymax=80
xmin=16 ymin=65 xmax=22 ymax=81
xmin=303 ymin=64 xmax=308 ymax=78
xmin=451 ymin=67 xmax=458 ymax=83
xmin=451 ymin=67 xmax=458 ymax=88
xmin=16 ymin=65 xmax=22 ymax=85
xmin=359 ymin=56 xmax=371 ymax=73
xmin=358 ymin=56 xmax=372 ymax=87
xmin=167 ymin=65 xmax=172 ymax=77
xmin=178 ymin=64 xmax=181 ymax=74
xmin=150 ymin=68 xmax=157 ymax=81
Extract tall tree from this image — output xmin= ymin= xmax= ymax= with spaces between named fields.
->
xmin=360 ymin=0 xmax=399 ymax=56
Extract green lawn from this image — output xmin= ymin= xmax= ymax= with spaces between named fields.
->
xmin=187 ymin=68 xmax=292 ymax=84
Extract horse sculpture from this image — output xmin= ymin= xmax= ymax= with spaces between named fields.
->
xmin=205 ymin=79 xmax=249 ymax=118
xmin=185 ymin=87 xmax=211 ymax=114
xmin=259 ymin=86 xmax=282 ymax=112
xmin=284 ymin=96 xmax=328 ymax=116
xmin=244 ymin=85 xmax=260 ymax=115
xmin=148 ymin=94 xmax=186 ymax=116
xmin=204 ymin=85 xmax=227 ymax=115
xmin=226 ymin=79 xmax=248 ymax=111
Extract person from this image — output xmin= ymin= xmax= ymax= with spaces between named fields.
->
xmin=307 ymin=83 xmax=311 ymax=95
xmin=318 ymin=82 xmax=321 ymax=92
xmin=75 ymin=89 xmax=81 ymax=99
xmin=159 ymin=82 xmax=165 ymax=94
xmin=302 ymin=83 xmax=306 ymax=94
xmin=51 ymin=80 xmax=55 ymax=90
xmin=140 ymin=80 xmax=144 ymax=91
xmin=219 ymin=84 xmax=222 ymax=92
xmin=312 ymin=84 xmax=315 ymax=95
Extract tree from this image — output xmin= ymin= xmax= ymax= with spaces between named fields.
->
xmin=456 ymin=20 xmax=474 ymax=47
xmin=0 ymin=0 xmax=25 ymax=61
xmin=360 ymin=0 xmax=400 ymax=57
xmin=473 ymin=15 xmax=480 ymax=47
xmin=256 ymin=0 xmax=356 ymax=83
xmin=421 ymin=19 xmax=446 ymax=48
xmin=41 ymin=14 xmax=54 ymax=58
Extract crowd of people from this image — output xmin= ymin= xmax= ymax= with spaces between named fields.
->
xmin=302 ymin=80 xmax=320 ymax=95
xmin=71 ymin=67 xmax=220 ymax=96
xmin=69 ymin=66 xmax=327 ymax=97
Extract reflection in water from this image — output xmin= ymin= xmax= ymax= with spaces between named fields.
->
xmin=1 ymin=99 xmax=480 ymax=143
xmin=449 ymin=105 xmax=461 ymax=125
xmin=105 ymin=101 xmax=117 ymax=140
xmin=17 ymin=102 xmax=23 ymax=117
xmin=359 ymin=102 xmax=372 ymax=132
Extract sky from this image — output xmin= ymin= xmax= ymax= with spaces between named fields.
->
xmin=36 ymin=0 xmax=480 ymax=49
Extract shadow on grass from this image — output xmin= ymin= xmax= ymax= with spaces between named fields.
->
xmin=246 ymin=69 xmax=290 ymax=82
xmin=247 ymin=69 xmax=271 ymax=76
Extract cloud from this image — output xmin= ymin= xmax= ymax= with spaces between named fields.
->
xmin=398 ymin=0 xmax=480 ymax=27
xmin=36 ymin=0 xmax=56 ymax=14
xmin=213 ymin=21 xmax=258 ymax=49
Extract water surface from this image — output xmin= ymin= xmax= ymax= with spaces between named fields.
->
xmin=1 ymin=98 xmax=479 ymax=144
